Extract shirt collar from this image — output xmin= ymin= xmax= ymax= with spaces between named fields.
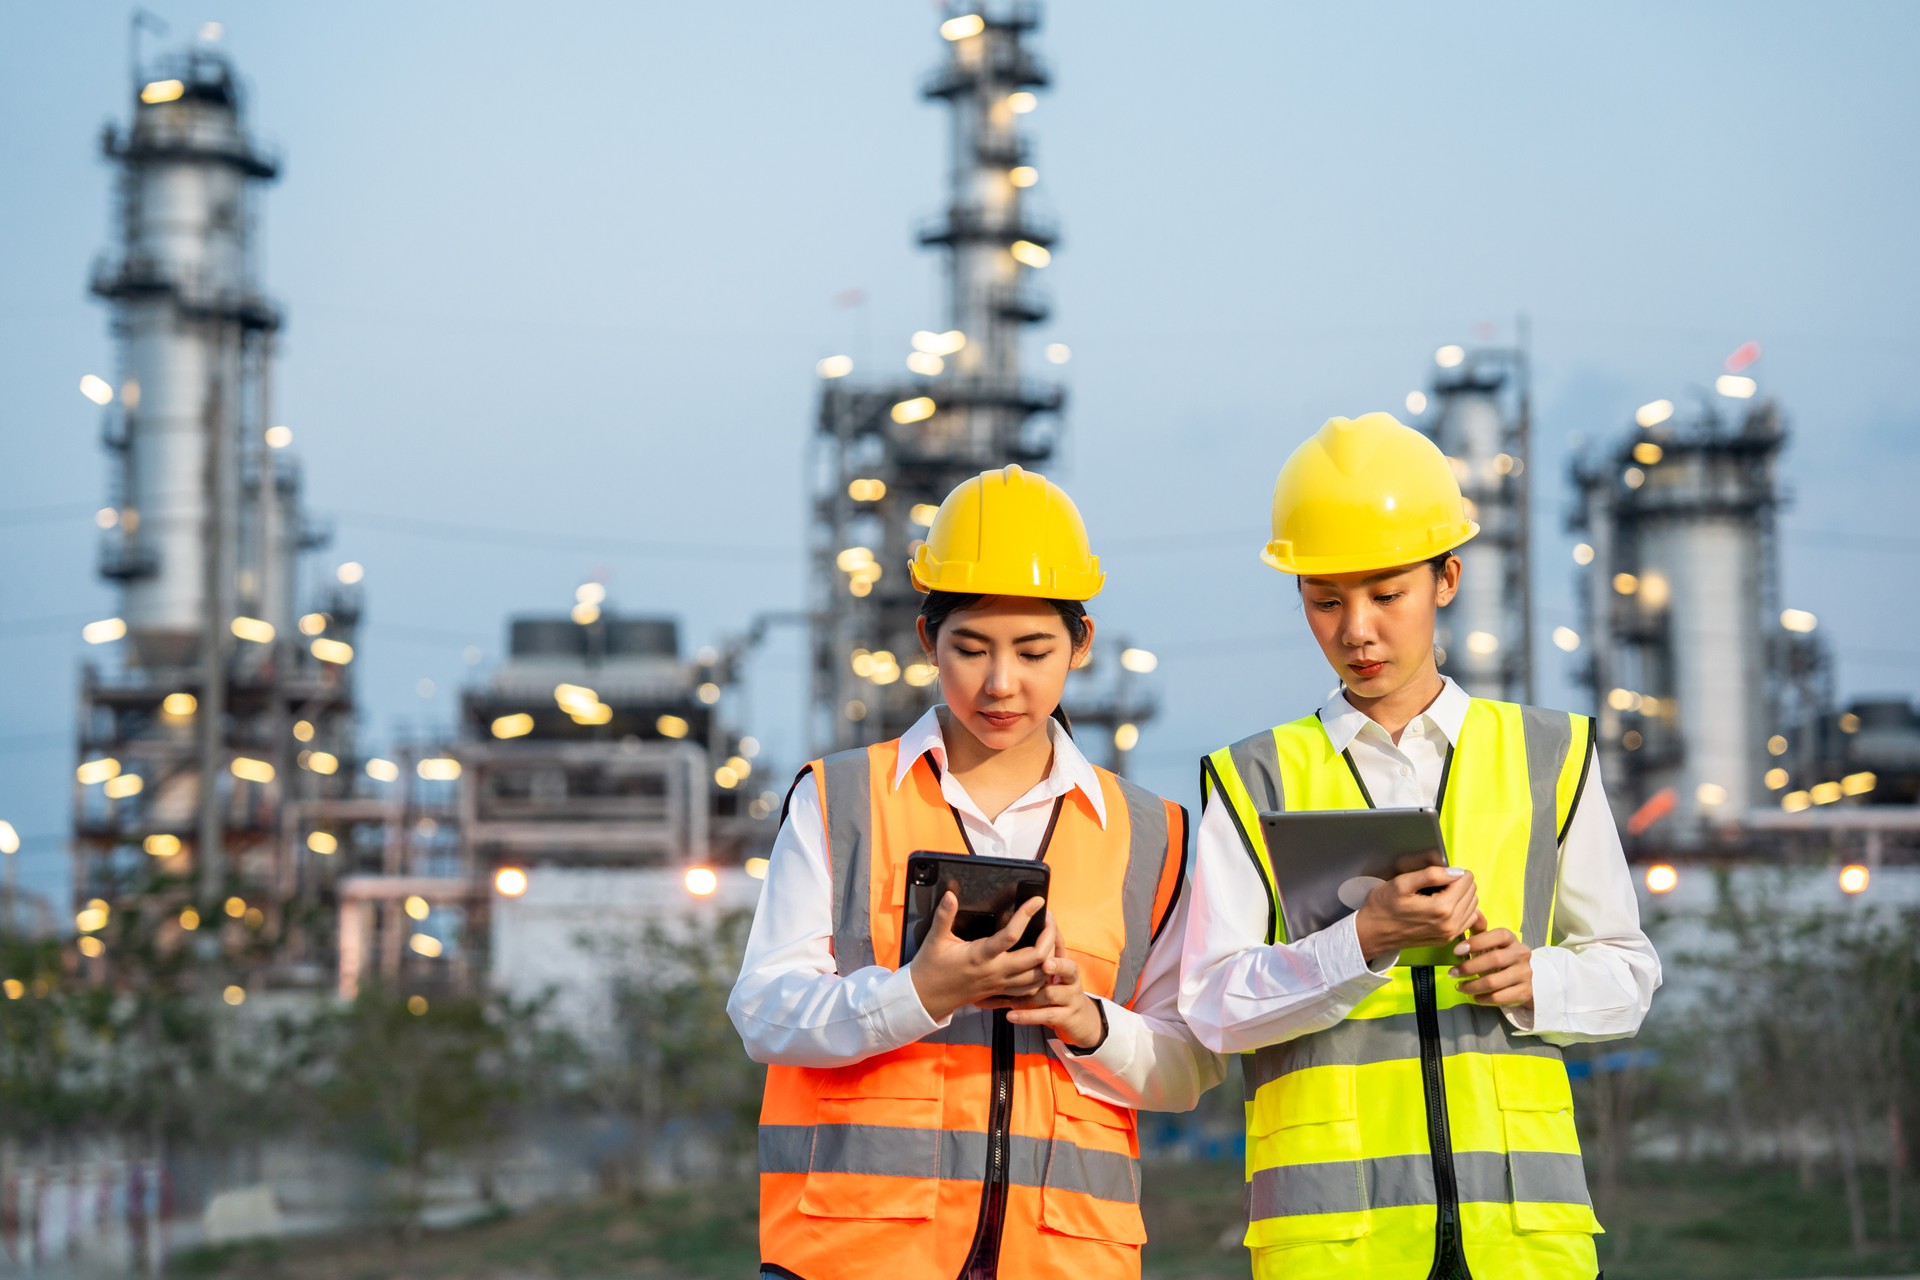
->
xmin=1316 ymin=675 xmax=1471 ymax=753
xmin=892 ymin=704 xmax=1108 ymax=827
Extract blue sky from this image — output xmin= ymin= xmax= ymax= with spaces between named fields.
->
xmin=4 ymin=2 xmax=1917 ymax=905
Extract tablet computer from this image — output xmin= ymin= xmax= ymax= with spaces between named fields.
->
xmin=1257 ymin=808 xmax=1454 ymax=966
xmin=899 ymin=851 xmax=1050 ymax=966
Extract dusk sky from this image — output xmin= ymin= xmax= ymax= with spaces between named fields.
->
xmin=4 ymin=2 xmax=1917 ymax=904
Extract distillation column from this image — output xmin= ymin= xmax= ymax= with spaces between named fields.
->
xmin=808 ymin=4 xmax=1063 ymax=750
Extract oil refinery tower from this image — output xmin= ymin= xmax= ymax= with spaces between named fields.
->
xmin=75 ymin=43 xmax=360 ymax=991
xmin=807 ymin=3 xmax=1155 ymax=760
xmin=1414 ymin=339 xmax=1535 ymax=703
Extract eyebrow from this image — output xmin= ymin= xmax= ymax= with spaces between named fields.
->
xmin=949 ymin=626 xmax=1059 ymax=645
xmin=1300 ymin=569 xmax=1408 ymax=588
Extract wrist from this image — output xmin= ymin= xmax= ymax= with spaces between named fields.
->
xmin=1060 ymin=994 xmax=1107 ymax=1051
xmin=907 ymin=963 xmax=958 ymax=1023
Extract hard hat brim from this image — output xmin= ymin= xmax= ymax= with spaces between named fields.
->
xmin=1262 ymin=522 xmax=1479 ymax=577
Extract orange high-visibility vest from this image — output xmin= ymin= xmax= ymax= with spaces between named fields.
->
xmin=756 ymin=737 xmax=1188 ymax=1280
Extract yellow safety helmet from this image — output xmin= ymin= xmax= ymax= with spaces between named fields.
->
xmin=1262 ymin=412 xmax=1479 ymax=576
xmin=909 ymin=464 xmax=1105 ymax=601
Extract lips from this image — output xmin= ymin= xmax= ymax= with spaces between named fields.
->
xmin=979 ymin=710 xmax=1023 ymax=729
xmin=1349 ymin=660 xmax=1385 ymax=679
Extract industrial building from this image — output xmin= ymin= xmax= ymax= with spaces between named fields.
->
xmin=805 ymin=2 xmax=1158 ymax=767
xmin=72 ymin=41 xmax=770 ymax=1008
xmin=73 ymin=43 xmax=362 ymax=993
xmin=1414 ymin=338 xmax=1536 ymax=704
xmin=1567 ymin=369 xmax=1920 ymax=873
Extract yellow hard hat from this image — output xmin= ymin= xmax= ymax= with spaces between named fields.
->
xmin=1262 ymin=412 xmax=1479 ymax=576
xmin=910 ymin=464 xmax=1105 ymax=601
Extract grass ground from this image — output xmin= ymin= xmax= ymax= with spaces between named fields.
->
xmin=173 ymin=1160 xmax=1920 ymax=1279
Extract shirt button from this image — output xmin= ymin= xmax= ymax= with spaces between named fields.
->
xmin=1400 ymin=766 xmax=1412 ymax=778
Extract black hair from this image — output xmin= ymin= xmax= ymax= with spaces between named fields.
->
xmin=917 ymin=590 xmax=1090 ymax=735
xmin=1296 ymin=550 xmax=1456 ymax=593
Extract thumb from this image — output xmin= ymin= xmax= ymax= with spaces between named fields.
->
xmin=932 ymin=890 xmax=959 ymax=937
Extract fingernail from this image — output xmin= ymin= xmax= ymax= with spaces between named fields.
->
xmin=1448 ymin=967 xmax=1462 ymax=978
xmin=1453 ymin=941 xmax=1470 ymax=956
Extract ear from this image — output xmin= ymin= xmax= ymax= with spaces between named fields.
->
xmin=1069 ymin=615 xmax=1096 ymax=669
xmin=915 ymin=614 xmax=937 ymax=664
xmin=1434 ymin=556 xmax=1462 ymax=608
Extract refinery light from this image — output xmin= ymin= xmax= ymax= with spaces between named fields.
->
xmin=816 ymin=354 xmax=853 ymax=379
xmin=311 ymin=637 xmax=354 ymax=664
xmin=1715 ymin=374 xmax=1757 ymax=399
xmin=1007 ymin=91 xmax=1037 ymax=114
xmin=1780 ymin=609 xmax=1817 ymax=634
xmin=1552 ymin=626 xmax=1580 ymax=652
xmin=685 ymin=866 xmax=720 ymax=897
xmin=492 ymin=713 xmax=535 ymax=740
xmin=231 ymin=616 xmax=275 ymax=644
xmin=264 ymin=425 xmax=293 ymax=449
xmin=1113 ymin=723 xmax=1141 ymax=752
xmin=140 ymin=79 xmax=186 ymax=104
xmin=1635 ymin=399 xmax=1673 ymax=428
xmin=1405 ymin=391 xmax=1428 ymax=415
xmin=1010 ymin=240 xmax=1051 ymax=269
xmin=1645 ymin=864 xmax=1679 ymax=894
xmin=912 ymin=330 xmax=967 ymax=356
xmin=940 ymin=13 xmax=985 ymax=40
xmin=365 ymin=758 xmax=400 ymax=782
xmin=496 ymin=867 xmax=529 ymax=897
xmin=1839 ymin=864 xmax=1870 ymax=895
xmin=79 ymin=374 xmax=115 ymax=405
xmin=0 ymin=821 xmax=18 ymax=855
xmin=1435 ymin=345 xmax=1465 ymax=369
xmin=891 ymin=396 xmax=937 ymax=425
xmin=1119 ymin=647 xmax=1158 ymax=674
xmin=1009 ymin=166 xmax=1038 ymax=188
xmin=83 ymin=617 xmax=128 ymax=645
xmin=417 ymin=757 xmax=462 ymax=781
xmin=1044 ymin=343 xmax=1071 ymax=365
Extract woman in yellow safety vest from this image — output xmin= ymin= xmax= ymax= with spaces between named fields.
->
xmin=730 ymin=464 xmax=1223 ymax=1280
xmin=1178 ymin=414 xmax=1661 ymax=1280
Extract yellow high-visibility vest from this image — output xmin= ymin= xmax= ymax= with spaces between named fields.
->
xmin=1202 ymin=698 xmax=1601 ymax=1280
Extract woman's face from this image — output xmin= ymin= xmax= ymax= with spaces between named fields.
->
xmin=918 ymin=597 xmax=1093 ymax=753
xmin=1299 ymin=557 xmax=1459 ymax=701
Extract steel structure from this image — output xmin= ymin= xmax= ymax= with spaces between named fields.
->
xmin=335 ymin=608 xmax=776 ymax=1000
xmin=806 ymin=2 xmax=1155 ymax=766
xmin=1417 ymin=341 xmax=1534 ymax=703
xmin=1570 ymin=395 xmax=1792 ymax=844
xmin=74 ymin=42 xmax=362 ymax=991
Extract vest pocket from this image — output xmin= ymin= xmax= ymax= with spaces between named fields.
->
xmin=1490 ymin=1056 xmax=1602 ymax=1236
xmin=797 ymin=1066 xmax=944 ymax=1221
xmin=1243 ymin=1064 xmax=1371 ymax=1248
xmin=1040 ymin=1073 xmax=1147 ymax=1245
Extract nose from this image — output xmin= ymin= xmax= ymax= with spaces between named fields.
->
xmin=1339 ymin=603 xmax=1377 ymax=651
xmin=983 ymin=653 xmax=1018 ymax=699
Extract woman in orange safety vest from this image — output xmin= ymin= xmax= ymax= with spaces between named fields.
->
xmin=729 ymin=464 xmax=1223 ymax=1280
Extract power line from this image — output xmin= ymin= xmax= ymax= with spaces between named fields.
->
xmin=332 ymin=510 xmax=795 ymax=560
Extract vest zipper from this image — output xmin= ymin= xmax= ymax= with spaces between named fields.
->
xmin=1414 ymin=965 xmax=1472 ymax=1280
xmin=957 ymin=1009 xmax=1014 ymax=1279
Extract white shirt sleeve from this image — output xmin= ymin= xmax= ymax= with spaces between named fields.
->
xmin=1047 ymin=867 xmax=1229 ymax=1112
xmin=1504 ymin=756 xmax=1663 ymax=1044
xmin=1176 ymin=791 xmax=1396 ymax=1056
xmin=727 ymin=779 xmax=949 ymax=1068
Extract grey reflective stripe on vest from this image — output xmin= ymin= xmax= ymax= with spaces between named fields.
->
xmin=1227 ymin=728 xmax=1286 ymax=813
xmin=1245 ymin=1002 xmax=1562 ymax=1091
xmin=760 ymin=1124 xmax=1140 ymax=1204
xmin=922 ymin=1014 xmax=1052 ymax=1056
xmin=822 ymin=749 xmax=875 ymax=973
xmin=1112 ymin=780 xmax=1170 ymax=1005
xmin=1247 ymin=1149 xmax=1590 ymax=1220
xmin=1517 ymin=707 xmax=1572 ymax=951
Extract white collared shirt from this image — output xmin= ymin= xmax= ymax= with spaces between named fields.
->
xmin=1177 ymin=677 xmax=1662 ymax=1055
xmin=728 ymin=705 xmax=1225 ymax=1111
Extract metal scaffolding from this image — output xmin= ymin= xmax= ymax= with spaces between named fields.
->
xmin=805 ymin=2 xmax=1155 ymax=767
